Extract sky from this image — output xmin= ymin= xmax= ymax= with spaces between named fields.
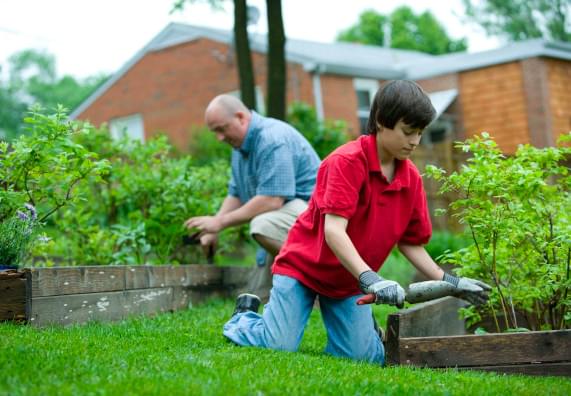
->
xmin=0 ymin=0 xmax=502 ymax=79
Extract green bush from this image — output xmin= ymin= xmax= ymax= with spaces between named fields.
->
xmin=424 ymin=230 xmax=471 ymax=263
xmin=188 ymin=126 xmax=231 ymax=166
xmin=426 ymin=132 xmax=571 ymax=331
xmin=287 ymin=101 xmax=349 ymax=159
xmin=33 ymin=126 xmax=247 ymax=265
xmin=0 ymin=105 xmax=110 ymax=265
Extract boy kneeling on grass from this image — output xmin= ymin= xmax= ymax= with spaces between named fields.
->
xmin=222 ymin=80 xmax=491 ymax=365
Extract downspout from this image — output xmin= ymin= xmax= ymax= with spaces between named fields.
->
xmin=305 ymin=63 xmax=324 ymax=121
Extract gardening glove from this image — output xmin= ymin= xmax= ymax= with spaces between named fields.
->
xmin=442 ymin=272 xmax=492 ymax=306
xmin=358 ymin=270 xmax=405 ymax=308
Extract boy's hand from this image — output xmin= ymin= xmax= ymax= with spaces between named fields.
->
xmin=442 ymin=273 xmax=492 ymax=306
xmin=358 ymin=270 xmax=405 ymax=308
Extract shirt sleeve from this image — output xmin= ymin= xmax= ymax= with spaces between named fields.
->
xmin=255 ymin=143 xmax=296 ymax=199
xmin=227 ymin=172 xmax=239 ymax=198
xmin=399 ymin=181 xmax=432 ymax=245
xmin=316 ymin=155 xmax=365 ymax=219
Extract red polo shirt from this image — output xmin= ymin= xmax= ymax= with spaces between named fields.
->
xmin=272 ymin=134 xmax=432 ymax=299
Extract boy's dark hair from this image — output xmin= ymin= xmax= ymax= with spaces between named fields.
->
xmin=366 ymin=80 xmax=436 ymax=134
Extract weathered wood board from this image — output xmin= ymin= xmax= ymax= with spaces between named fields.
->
xmin=385 ymin=296 xmax=571 ymax=377
xmin=1 ymin=265 xmax=250 ymax=327
xmin=0 ymin=271 xmax=28 ymax=321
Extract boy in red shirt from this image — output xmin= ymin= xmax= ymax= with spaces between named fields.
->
xmin=223 ymin=80 xmax=490 ymax=364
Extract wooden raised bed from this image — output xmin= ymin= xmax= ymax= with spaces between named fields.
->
xmin=385 ymin=296 xmax=571 ymax=377
xmin=0 ymin=265 xmax=249 ymax=327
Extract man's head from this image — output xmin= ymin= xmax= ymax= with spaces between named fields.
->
xmin=204 ymin=95 xmax=252 ymax=149
xmin=366 ymin=80 xmax=435 ymax=135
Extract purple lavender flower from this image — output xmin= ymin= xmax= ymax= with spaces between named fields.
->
xmin=24 ymin=203 xmax=37 ymax=221
xmin=16 ymin=210 xmax=29 ymax=221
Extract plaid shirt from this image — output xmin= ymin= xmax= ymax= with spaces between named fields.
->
xmin=228 ymin=111 xmax=320 ymax=203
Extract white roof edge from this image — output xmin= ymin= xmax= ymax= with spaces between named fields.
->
xmin=428 ymin=89 xmax=458 ymax=119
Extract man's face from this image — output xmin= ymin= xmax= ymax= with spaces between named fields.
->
xmin=378 ymin=119 xmax=424 ymax=161
xmin=206 ymin=109 xmax=247 ymax=149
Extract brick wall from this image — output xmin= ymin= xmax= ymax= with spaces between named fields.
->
xmin=546 ymin=58 xmax=571 ymax=144
xmin=320 ymin=74 xmax=361 ymax=137
xmin=78 ymin=39 xmax=316 ymax=151
xmin=459 ymin=62 xmax=529 ymax=154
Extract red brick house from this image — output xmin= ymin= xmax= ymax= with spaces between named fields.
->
xmin=72 ymin=23 xmax=571 ymax=154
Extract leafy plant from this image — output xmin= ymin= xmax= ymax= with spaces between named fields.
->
xmin=33 ymin=125 xmax=247 ymax=265
xmin=426 ymin=132 xmax=571 ymax=331
xmin=0 ymin=204 xmax=39 ymax=266
xmin=287 ymin=101 xmax=349 ymax=159
xmin=0 ymin=106 xmax=110 ymax=265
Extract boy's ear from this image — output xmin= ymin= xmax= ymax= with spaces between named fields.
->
xmin=376 ymin=123 xmax=384 ymax=133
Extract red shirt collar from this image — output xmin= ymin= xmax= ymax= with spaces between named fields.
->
xmin=362 ymin=134 xmax=411 ymax=190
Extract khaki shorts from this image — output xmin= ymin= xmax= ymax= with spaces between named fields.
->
xmin=249 ymin=198 xmax=308 ymax=243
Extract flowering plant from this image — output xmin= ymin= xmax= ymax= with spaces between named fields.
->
xmin=0 ymin=204 xmax=39 ymax=266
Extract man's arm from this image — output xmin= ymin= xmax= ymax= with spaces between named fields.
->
xmin=184 ymin=195 xmax=284 ymax=234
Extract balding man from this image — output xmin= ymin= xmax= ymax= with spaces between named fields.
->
xmin=184 ymin=95 xmax=320 ymax=301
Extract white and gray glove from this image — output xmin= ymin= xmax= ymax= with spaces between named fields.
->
xmin=442 ymin=272 xmax=492 ymax=306
xmin=358 ymin=270 xmax=405 ymax=308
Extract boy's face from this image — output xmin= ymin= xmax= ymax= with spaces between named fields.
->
xmin=377 ymin=119 xmax=424 ymax=161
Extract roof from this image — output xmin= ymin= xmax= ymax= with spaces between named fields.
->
xmin=406 ymin=39 xmax=571 ymax=80
xmin=70 ymin=23 xmax=571 ymax=120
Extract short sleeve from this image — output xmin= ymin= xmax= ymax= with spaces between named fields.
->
xmin=255 ymin=143 xmax=296 ymax=199
xmin=399 ymin=181 xmax=432 ymax=245
xmin=227 ymin=172 xmax=239 ymax=198
xmin=316 ymin=155 xmax=365 ymax=219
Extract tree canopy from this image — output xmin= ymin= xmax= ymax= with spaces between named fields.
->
xmin=0 ymin=49 xmax=108 ymax=140
xmin=337 ymin=6 xmax=468 ymax=55
xmin=463 ymin=0 xmax=571 ymax=42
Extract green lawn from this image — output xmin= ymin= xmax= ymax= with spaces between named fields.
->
xmin=1 ymin=299 xmax=569 ymax=396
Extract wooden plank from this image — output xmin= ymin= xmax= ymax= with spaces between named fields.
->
xmin=385 ymin=297 xmax=467 ymax=365
xmin=222 ymin=266 xmax=250 ymax=288
xmin=395 ymin=297 xmax=468 ymax=338
xmin=459 ymin=362 xmax=571 ymax=377
xmin=29 ymin=287 xmax=178 ymax=326
xmin=0 ymin=272 xmax=27 ymax=321
xmin=30 ymin=267 xmax=127 ymax=297
xmin=29 ymin=265 xmax=225 ymax=297
xmin=397 ymin=330 xmax=571 ymax=367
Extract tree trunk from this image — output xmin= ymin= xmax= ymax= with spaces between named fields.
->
xmin=233 ymin=0 xmax=256 ymax=109
xmin=266 ymin=0 xmax=286 ymax=120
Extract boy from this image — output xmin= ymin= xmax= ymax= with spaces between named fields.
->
xmin=222 ymin=80 xmax=490 ymax=365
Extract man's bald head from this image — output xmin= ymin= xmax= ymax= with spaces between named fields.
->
xmin=204 ymin=95 xmax=252 ymax=149
xmin=205 ymin=95 xmax=250 ymax=120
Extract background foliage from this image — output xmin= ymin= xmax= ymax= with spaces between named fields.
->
xmin=337 ymin=6 xmax=468 ymax=54
xmin=0 ymin=49 xmax=108 ymax=141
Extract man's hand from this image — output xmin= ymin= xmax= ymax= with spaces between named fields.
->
xmin=184 ymin=216 xmax=224 ymax=234
xmin=442 ymin=272 xmax=492 ymax=306
xmin=358 ymin=270 xmax=405 ymax=308
xmin=199 ymin=233 xmax=218 ymax=257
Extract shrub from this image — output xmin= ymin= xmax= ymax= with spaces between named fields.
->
xmin=0 ymin=106 xmax=110 ymax=265
xmin=33 ymin=125 xmax=247 ymax=265
xmin=287 ymin=102 xmax=349 ymax=159
xmin=426 ymin=132 xmax=571 ymax=331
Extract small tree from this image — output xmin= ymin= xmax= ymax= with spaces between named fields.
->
xmin=426 ymin=132 xmax=571 ymax=331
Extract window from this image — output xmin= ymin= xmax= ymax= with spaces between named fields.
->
xmin=353 ymin=79 xmax=379 ymax=134
xmin=109 ymin=114 xmax=144 ymax=142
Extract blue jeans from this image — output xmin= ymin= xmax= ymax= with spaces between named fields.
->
xmin=223 ymin=274 xmax=385 ymax=365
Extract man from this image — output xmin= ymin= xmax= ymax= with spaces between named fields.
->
xmin=184 ymin=95 xmax=320 ymax=301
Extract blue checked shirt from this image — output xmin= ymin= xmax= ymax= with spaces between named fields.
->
xmin=228 ymin=111 xmax=320 ymax=204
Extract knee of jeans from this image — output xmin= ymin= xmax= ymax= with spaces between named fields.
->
xmin=265 ymin=333 xmax=299 ymax=352
xmin=349 ymin=340 xmax=385 ymax=364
